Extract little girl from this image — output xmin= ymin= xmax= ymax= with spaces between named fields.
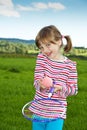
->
xmin=30 ymin=25 xmax=78 ymax=130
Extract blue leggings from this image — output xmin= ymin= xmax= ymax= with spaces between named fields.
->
xmin=32 ymin=116 xmax=64 ymax=130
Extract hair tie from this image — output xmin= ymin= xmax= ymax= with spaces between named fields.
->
xmin=62 ymin=35 xmax=65 ymax=39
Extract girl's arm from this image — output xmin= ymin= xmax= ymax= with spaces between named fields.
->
xmin=61 ymin=62 xmax=78 ymax=97
xmin=34 ymin=53 xmax=45 ymax=90
xmin=54 ymin=62 xmax=78 ymax=98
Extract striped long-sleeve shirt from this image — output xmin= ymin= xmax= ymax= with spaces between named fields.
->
xmin=29 ymin=53 xmax=78 ymax=119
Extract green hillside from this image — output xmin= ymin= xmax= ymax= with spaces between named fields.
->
xmin=0 ymin=57 xmax=87 ymax=130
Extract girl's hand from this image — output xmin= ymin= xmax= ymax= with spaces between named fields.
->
xmin=39 ymin=78 xmax=46 ymax=89
xmin=54 ymin=85 xmax=62 ymax=92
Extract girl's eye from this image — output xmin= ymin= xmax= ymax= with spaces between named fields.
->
xmin=39 ymin=46 xmax=43 ymax=50
xmin=46 ymin=43 xmax=51 ymax=47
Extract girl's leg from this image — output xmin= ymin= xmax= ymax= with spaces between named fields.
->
xmin=32 ymin=115 xmax=46 ymax=130
xmin=32 ymin=122 xmax=46 ymax=130
xmin=46 ymin=118 xmax=64 ymax=130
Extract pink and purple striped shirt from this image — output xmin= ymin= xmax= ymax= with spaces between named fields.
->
xmin=29 ymin=53 xmax=78 ymax=119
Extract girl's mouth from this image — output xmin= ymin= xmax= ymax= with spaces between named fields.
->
xmin=45 ymin=52 xmax=52 ymax=57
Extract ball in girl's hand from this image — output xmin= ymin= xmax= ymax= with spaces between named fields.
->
xmin=41 ymin=76 xmax=53 ymax=88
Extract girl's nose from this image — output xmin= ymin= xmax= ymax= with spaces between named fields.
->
xmin=43 ymin=47 xmax=48 ymax=53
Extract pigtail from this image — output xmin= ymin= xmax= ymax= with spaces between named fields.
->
xmin=63 ymin=35 xmax=72 ymax=53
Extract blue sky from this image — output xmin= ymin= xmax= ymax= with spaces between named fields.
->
xmin=0 ymin=0 xmax=87 ymax=47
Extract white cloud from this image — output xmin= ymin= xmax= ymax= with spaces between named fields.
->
xmin=32 ymin=2 xmax=48 ymax=10
xmin=17 ymin=2 xmax=48 ymax=11
xmin=0 ymin=0 xmax=13 ymax=7
xmin=0 ymin=0 xmax=20 ymax=17
xmin=17 ymin=5 xmax=34 ymax=11
xmin=0 ymin=1 xmax=66 ymax=17
xmin=18 ymin=2 xmax=66 ymax=11
xmin=48 ymin=2 xmax=65 ymax=10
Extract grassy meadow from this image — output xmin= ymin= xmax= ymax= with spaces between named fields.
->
xmin=0 ymin=56 xmax=87 ymax=130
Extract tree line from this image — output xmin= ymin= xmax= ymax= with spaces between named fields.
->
xmin=0 ymin=40 xmax=38 ymax=54
xmin=0 ymin=40 xmax=87 ymax=56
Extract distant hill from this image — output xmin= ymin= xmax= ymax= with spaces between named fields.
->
xmin=0 ymin=38 xmax=35 ymax=44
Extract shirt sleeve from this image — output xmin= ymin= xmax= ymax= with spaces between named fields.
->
xmin=61 ymin=61 xmax=78 ymax=97
xmin=34 ymin=53 xmax=45 ymax=89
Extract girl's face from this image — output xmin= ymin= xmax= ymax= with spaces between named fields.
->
xmin=39 ymin=40 xmax=62 ymax=60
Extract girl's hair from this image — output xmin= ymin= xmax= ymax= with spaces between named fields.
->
xmin=35 ymin=25 xmax=72 ymax=53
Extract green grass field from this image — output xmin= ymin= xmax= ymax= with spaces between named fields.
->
xmin=0 ymin=56 xmax=87 ymax=130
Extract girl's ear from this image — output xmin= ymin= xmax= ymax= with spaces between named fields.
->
xmin=58 ymin=39 xmax=62 ymax=46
